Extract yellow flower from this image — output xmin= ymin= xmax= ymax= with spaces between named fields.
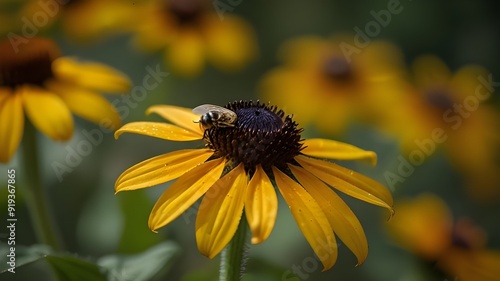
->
xmin=114 ymin=101 xmax=393 ymax=270
xmin=0 ymin=37 xmax=131 ymax=163
xmin=259 ymin=36 xmax=406 ymax=135
xmin=18 ymin=0 xmax=135 ymax=42
xmin=131 ymin=0 xmax=258 ymax=76
xmin=385 ymin=55 xmax=500 ymax=200
xmin=386 ymin=194 xmax=500 ymax=281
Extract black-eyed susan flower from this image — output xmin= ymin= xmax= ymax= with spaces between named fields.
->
xmin=114 ymin=101 xmax=393 ymax=270
xmin=18 ymin=0 xmax=135 ymax=42
xmin=0 ymin=37 xmax=131 ymax=163
xmin=384 ymin=55 xmax=500 ymax=200
xmin=386 ymin=193 xmax=500 ymax=281
xmin=260 ymin=36 xmax=406 ymax=135
xmin=130 ymin=0 xmax=258 ymax=76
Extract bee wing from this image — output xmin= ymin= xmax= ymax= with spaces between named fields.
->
xmin=192 ymin=104 xmax=235 ymax=116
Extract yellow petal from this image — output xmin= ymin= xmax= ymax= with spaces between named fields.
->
xmin=245 ymin=165 xmax=278 ymax=244
xmin=451 ymin=65 xmax=491 ymax=102
xmin=47 ymin=80 xmax=121 ymax=130
xmin=52 ymin=57 xmax=131 ymax=93
xmin=196 ymin=164 xmax=248 ymax=259
xmin=296 ymin=155 xmax=394 ymax=214
xmin=167 ymin=28 xmax=205 ymax=76
xmin=289 ymin=164 xmax=368 ymax=265
xmin=115 ymin=149 xmax=214 ymax=192
xmin=148 ymin=158 xmax=225 ymax=231
xmin=0 ymin=92 xmax=24 ymax=163
xmin=272 ymin=166 xmax=338 ymax=271
xmin=301 ymin=138 xmax=377 ymax=165
xmin=146 ymin=105 xmax=203 ymax=135
xmin=0 ymin=88 xmax=10 ymax=104
xmin=204 ymin=15 xmax=257 ymax=71
xmin=114 ymin=122 xmax=202 ymax=141
xmin=412 ymin=55 xmax=451 ymax=89
xmin=441 ymin=249 xmax=500 ymax=281
xmin=20 ymin=86 xmax=74 ymax=141
xmin=387 ymin=194 xmax=452 ymax=259
xmin=278 ymin=36 xmax=325 ymax=68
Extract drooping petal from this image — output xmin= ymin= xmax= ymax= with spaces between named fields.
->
xmin=289 ymin=164 xmax=368 ymax=265
xmin=20 ymin=86 xmax=74 ymax=141
xmin=115 ymin=149 xmax=214 ymax=192
xmin=196 ymin=164 xmax=248 ymax=259
xmin=301 ymin=138 xmax=377 ymax=165
xmin=114 ymin=122 xmax=202 ymax=141
xmin=296 ymin=155 xmax=393 ymax=215
xmin=0 ymin=92 xmax=24 ymax=163
xmin=52 ymin=57 xmax=131 ymax=93
xmin=272 ymin=166 xmax=338 ymax=271
xmin=245 ymin=165 xmax=278 ymax=244
xmin=47 ymin=80 xmax=121 ymax=130
xmin=167 ymin=28 xmax=205 ymax=77
xmin=146 ymin=105 xmax=203 ymax=135
xmin=148 ymin=158 xmax=225 ymax=231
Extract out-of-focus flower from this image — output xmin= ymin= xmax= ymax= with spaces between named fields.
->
xmin=259 ymin=36 xmax=406 ymax=135
xmin=130 ymin=0 xmax=258 ymax=76
xmin=114 ymin=101 xmax=393 ymax=270
xmin=0 ymin=37 xmax=131 ymax=163
xmin=386 ymin=193 xmax=500 ymax=281
xmin=19 ymin=0 xmax=135 ymax=42
xmin=384 ymin=55 xmax=500 ymax=200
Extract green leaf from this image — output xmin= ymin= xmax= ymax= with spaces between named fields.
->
xmin=98 ymin=241 xmax=180 ymax=281
xmin=1 ymin=244 xmax=107 ymax=281
xmin=45 ymin=255 xmax=107 ymax=281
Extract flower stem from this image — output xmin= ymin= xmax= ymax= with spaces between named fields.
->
xmin=22 ymin=121 xmax=63 ymax=251
xmin=219 ymin=215 xmax=249 ymax=281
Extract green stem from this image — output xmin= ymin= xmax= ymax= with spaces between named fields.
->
xmin=22 ymin=121 xmax=62 ymax=251
xmin=219 ymin=215 xmax=249 ymax=281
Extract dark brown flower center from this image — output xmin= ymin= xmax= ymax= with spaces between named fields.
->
xmin=424 ymin=87 xmax=455 ymax=111
xmin=322 ymin=56 xmax=354 ymax=82
xmin=164 ymin=0 xmax=205 ymax=26
xmin=0 ymin=37 xmax=59 ymax=88
xmin=203 ymin=101 xmax=304 ymax=174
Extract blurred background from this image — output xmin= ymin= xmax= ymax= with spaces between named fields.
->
xmin=1 ymin=0 xmax=500 ymax=280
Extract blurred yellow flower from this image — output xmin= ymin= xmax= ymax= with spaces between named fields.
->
xmin=130 ymin=0 xmax=258 ymax=76
xmin=386 ymin=193 xmax=500 ymax=281
xmin=18 ymin=0 xmax=135 ymax=42
xmin=385 ymin=55 xmax=500 ymax=200
xmin=115 ymin=101 xmax=393 ymax=270
xmin=0 ymin=37 xmax=131 ymax=163
xmin=260 ymin=36 xmax=406 ymax=135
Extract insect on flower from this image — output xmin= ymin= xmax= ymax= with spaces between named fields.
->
xmin=193 ymin=104 xmax=238 ymax=129
xmin=114 ymin=101 xmax=394 ymax=271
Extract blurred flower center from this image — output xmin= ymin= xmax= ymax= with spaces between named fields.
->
xmin=322 ymin=55 xmax=354 ymax=82
xmin=424 ymin=87 xmax=456 ymax=111
xmin=0 ymin=38 xmax=59 ymax=88
xmin=165 ymin=0 xmax=204 ymax=26
xmin=204 ymin=101 xmax=304 ymax=174
xmin=63 ymin=0 xmax=85 ymax=8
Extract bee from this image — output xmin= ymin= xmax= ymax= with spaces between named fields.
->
xmin=192 ymin=104 xmax=237 ymax=129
